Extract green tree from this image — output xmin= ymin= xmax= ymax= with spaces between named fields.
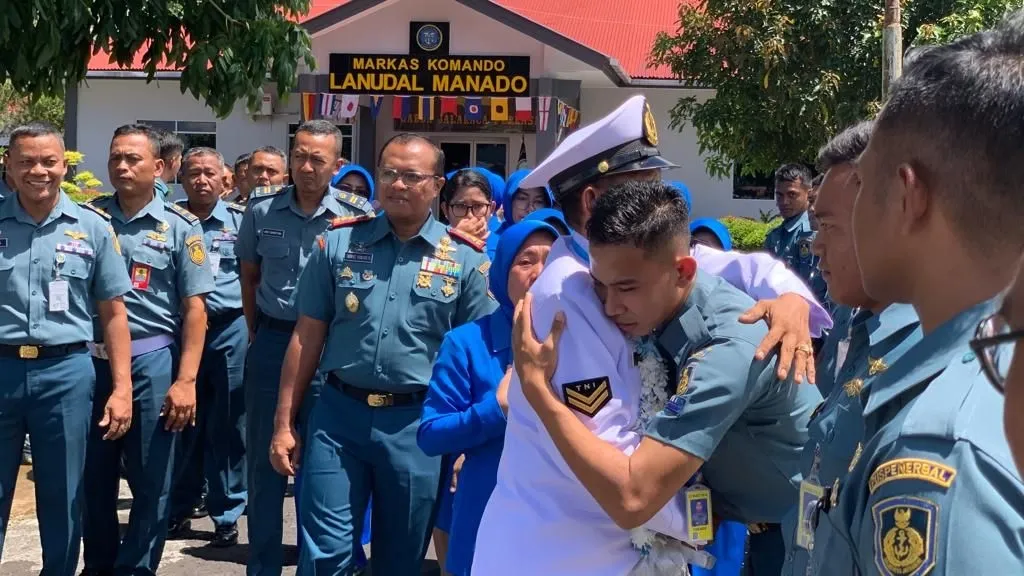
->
xmin=651 ymin=0 xmax=1023 ymax=178
xmin=0 ymin=1 xmax=316 ymax=118
xmin=0 ymin=82 xmax=65 ymax=132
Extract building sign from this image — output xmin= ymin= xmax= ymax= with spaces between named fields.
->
xmin=328 ymin=54 xmax=530 ymax=96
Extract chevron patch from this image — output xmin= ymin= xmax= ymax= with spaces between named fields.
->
xmin=562 ymin=377 xmax=612 ymax=417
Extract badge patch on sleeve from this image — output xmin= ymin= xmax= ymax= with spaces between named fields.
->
xmin=562 ymin=377 xmax=612 ymax=417
xmin=872 ymin=496 xmax=937 ymax=576
xmin=868 ymin=458 xmax=957 ymax=494
xmin=676 ymin=364 xmax=695 ymax=395
xmin=186 ymin=235 xmax=207 ymax=265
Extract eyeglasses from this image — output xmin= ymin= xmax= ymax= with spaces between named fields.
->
xmin=337 ymin=183 xmax=369 ymax=196
xmin=377 ymin=168 xmax=438 ymax=186
xmin=449 ymin=203 xmax=491 ymax=218
xmin=513 ymin=194 xmax=547 ymax=210
xmin=969 ymin=311 xmax=1022 ymax=393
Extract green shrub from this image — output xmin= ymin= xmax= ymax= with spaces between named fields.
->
xmin=721 ymin=216 xmax=781 ymax=252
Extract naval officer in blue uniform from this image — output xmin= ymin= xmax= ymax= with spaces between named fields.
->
xmin=236 ymin=120 xmax=374 ymax=576
xmin=765 ymin=163 xmax=828 ymax=308
xmin=81 ymin=124 xmax=215 ymax=576
xmin=0 ymin=122 xmax=133 ymax=576
xmin=168 ymin=147 xmax=249 ymax=547
xmin=271 ymin=133 xmax=495 ymax=575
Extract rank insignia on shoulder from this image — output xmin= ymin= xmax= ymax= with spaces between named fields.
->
xmin=477 ymin=261 xmax=491 ymax=276
xmin=252 ymin=185 xmax=286 ymax=199
xmin=329 ymin=214 xmax=374 ymax=230
xmin=676 ymin=364 xmax=695 ymax=395
xmin=868 ymin=458 xmax=957 ymax=495
xmin=227 ymin=201 xmax=246 ymax=213
xmin=335 ymin=191 xmax=374 ymax=215
xmin=168 ymin=202 xmax=200 ymax=225
xmin=82 ymin=201 xmax=112 ymax=220
xmin=562 ymin=377 xmax=612 ymax=417
xmin=872 ymin=496 xmax=937 ymax=576
xmin=447 ymin=227 xmax=486 ymax=252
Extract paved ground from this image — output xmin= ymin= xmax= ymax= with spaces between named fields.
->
xmin=2 ymin=465 xmax=441 ymax=575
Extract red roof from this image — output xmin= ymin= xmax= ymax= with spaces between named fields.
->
xmin=88 ymin=0 xmax=683 ymax=80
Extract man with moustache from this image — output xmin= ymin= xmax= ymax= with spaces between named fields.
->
xmin=225 ymin=153 xmax=252 ymax=203
xmin=246 ymin=146 xmax=289 ymax=192
xmin=780 ymin=121 xmax=922 ymax=576
xmin=236 ymin=120 xmax=373 ymax=576
xmin=167 ymin=147 xmax=248 ymax=547
xmin=0 ymin=122 xmax=133 ymax=576
xmin=82 ymin=124 xmax=215 ymax=576
xmin=820 ymin=12 xmax=1024 ymax=573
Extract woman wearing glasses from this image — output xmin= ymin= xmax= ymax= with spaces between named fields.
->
xmin=441 ymin=170 xmax=499 ymax=261
xmin=496 ymin=169 xmax=554 ymax=235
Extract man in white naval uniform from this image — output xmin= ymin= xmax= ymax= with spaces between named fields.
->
xmin=472 ymin=95 xmax=832 ymax=575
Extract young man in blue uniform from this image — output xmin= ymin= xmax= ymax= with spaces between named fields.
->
xmin=236 ymin=120 xmax=373 ymax=576
xmin=511 ymin=180 xmax=822 ymax=575
xmin=271 ymin=133 xmax=495 ymax=575
xmin=168 ymin=147 xmax=248 ymax=547
xmin=0 ymin=122 xmax=133 ymax=576
xmin=765 ymin=163 xmax=828 ymax=308
xmin=780 ymin=121 xmax=923 ymax=576
xmin=818 ymin=12 xmax=1024 ymax=573
xmin=81 ymin=124 xmax=216 ymax=576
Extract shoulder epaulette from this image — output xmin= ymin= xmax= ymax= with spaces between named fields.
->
xmin=227 ymin=201 xmax=246 ymax=213
xmin=81 ymin=201 xmax=112 ymax=221
xmin=334 ymin=191 xmax=375 ymax=215
xmin=329 ymin=214 xmax=375 ymax=230
xmin=447 ymin=227 xmax=486 ymax=252
xmin=250 ymin=185 xmax=286 ymax=200
xmin=167 ymin=201 xmax=200 ymax=225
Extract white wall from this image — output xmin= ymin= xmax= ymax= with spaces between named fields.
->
xmin=75 ymin=78 xmax=298 ymax=182
xmin=581 ymin=87 xmax=776 ymax=219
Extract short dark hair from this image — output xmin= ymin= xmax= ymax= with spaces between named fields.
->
xmin=874 ymin=9 xmax=1024 ymax=249
xmin=774 ymin=163 xmax=813 ymax=189
xmin=234 ymin=152 xmax=252 ymax=169
xmin=294 ymin=120 xmax=344 ymax=159
xmin=442 ymin=169 xmax=492 ymax=204
xmin=816 ymin=121 xmax=873 ymax=172
xmin=251 ymin=146 xmax=286 ymax=162
xmin=588 ymin=180 xmax=690 ymax=253
xmin=378 ymin=133 xmax=445 ymax=176
xmin=182 ymin=146 xmax=224 ymax=168
xmin=156 ymin=130 xmax=184 ymax=161
xmin=113 ymin=124 xmax=161 ymax=157
xmin=8 ymin=122 xmax=63 ymax=151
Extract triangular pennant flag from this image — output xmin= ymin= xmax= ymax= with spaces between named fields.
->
xmin=517 ymin=136 xmax=528 ymax=169
xmin=369 ymin=96 xmax=384 ymax=119
xmin=515 ymin=97 xmax=533 ymax=122
xmin=490 ymin=97 xmax=509 ymax=121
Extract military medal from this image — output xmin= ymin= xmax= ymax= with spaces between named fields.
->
xmin=843 ymin=378 xmax=863 ymax=397
xmin=441 ymin=276 xmax=456 ymax=297
xmin=146 ymin=231 xmax=168 ymax=242
xmin=868 ymin=357 xmax=888 ymax=376
xmin=435 ymin=236 xmax=456 ymax=261
xmin=64 ymin=230 xmax=88 ymax=241
xmin=339 ymin=266 xmax=354 ymax=281
xmin=55 ymin=253 xmax=66 ymax=264
xmin=361 ymin=269 xmax=375 ymax=282
xmin=416 ymin=272 xmax=432 ymax=288
xmin=345 ymin=291 xmax=359 ymax=313
xmin=156 ymin=221 xmax=169 ymax=233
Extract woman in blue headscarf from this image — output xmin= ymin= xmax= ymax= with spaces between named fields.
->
xmin=667 ymin=180 xmax=693 ymax=213
xmin=498 ymin=169 xmax=554 ymax=234
xmin=523 ymin=208 xmax=570 ymax=236
xmin=689 ymin=217 xmax=733 ymax=251
xmin=418 ymin=220 xmax=561 ymax=576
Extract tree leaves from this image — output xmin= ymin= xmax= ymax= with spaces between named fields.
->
xmin=0 ymin=0 xmax=316 ymax=118
xmin=652 ymin=0 xmax=1022 ymax=177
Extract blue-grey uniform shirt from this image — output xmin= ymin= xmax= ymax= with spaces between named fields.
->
xmin=294 ymin=213 xmax=496 ymax=393
xmin=0 ymin=192 xmax=131 ymax=345
xmin=176 ymin=199 xmax=245 ymax=316
xmin=235 ymin=185 xmax=374 ymax=322
xmin=816 ymin=297 xmax=1024 ymax=574
xmin=814 ymin=305 xmax=855 ymax=398
xmin=90 ymin=193 xmax=216 ymax=339
xmin=782 ymin=303 xmax=921 ymax=575
xmin=765 ymin=211 xmax=828 ymax=307
xmin=646 ymin=270 xmax=823 ymax=523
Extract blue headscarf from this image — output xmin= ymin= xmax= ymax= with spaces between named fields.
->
xmin=667 ymin=180 xmax=693 ymax=213
xmin=690 ymin=217 xmax=732 ymax=251
xmin=331 ymin=164 xmax=376 ymax=202
xmin=499 ymin=169 xmax=555 ymax=230
xmin=490 ymin=220 xmax=561 ymax=321
xmin=523 ymin=208 xmax=570 ymax=236
xmin=446 ymin=167 xmax=506 ymax=205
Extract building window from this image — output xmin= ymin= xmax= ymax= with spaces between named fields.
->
xmin=288 ymin=123 xmax=354 ymax=163
xmin=137 ymin=120 xmax=218 ymax=182
xmin=732 ymin=164 xmax=775 ymax=200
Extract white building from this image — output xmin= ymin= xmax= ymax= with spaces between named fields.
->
xmin=65 ymin=0 xmax=777 ymax=218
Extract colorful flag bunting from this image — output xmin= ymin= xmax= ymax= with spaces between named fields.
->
xmin=515 ymin=97 xmax=532 ymax=122
xmin=538 ymin=96 xmax=551 ymax=130
xmin=440 ymin=96 xmax=458 ymax=118
xmin=490 ymin=97 xmax=509 ymax=121
xmin=339 ymin=95 xmax=360 ymax=118
xmin=301 ymin=93 xmax=317 ymax=122
xmin=418 ymin=96 xmax=435 ymax=121
xmin=369 ymin=96 xmax=384 ymax=119
xmin=465 ymin=97 xmax=483 ymax=121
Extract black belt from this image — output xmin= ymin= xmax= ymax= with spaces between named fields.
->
xmin=747 ymin=522 xmax=781 ymax=535
xmin=208 ymin=309 xmax=244 ymax=330
xmin=328 ymin=373 xmax=426 ymax=407
xmin=259 ymin=315 xmax=296 ymax=333
xmin=0 ymin=342 xmax=87 ymax=360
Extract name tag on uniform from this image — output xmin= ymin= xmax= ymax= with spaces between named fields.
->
xmin=49 ymin=280 xmax=69 ymax=312
xmin=797 ymin=480 xmax=825 ymax=550
xmin=685 ymin=485 xmax=714 ymax=543
xmin=261 ymin=228 xmax=285 ymax=238
xmin=132 ymin=264 xmax=151 ymax=290
xmin=344 ymin=251 xmax=373 ymax=264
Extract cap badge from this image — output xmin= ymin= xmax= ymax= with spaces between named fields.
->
xmin=643 ymin=101 xmax=659 ymax=146
xmin=597 ymin=160 xmax=610 ymax=174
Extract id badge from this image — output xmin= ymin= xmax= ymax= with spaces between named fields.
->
xmin=796 ymin=480 xmax=825 ymax=550
xmin=685 ymin=485 xmax=714 ymax=543
xmin=131 ymin=264 xmax=151 ymax=290
xmin=49 ymin=280 xmax=70 ymax=312
xmin=209 ymin=253 xmax=221 ymax=279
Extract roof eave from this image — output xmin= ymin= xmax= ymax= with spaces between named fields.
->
xmin=85 ymin=70 xmax=183 ymax=79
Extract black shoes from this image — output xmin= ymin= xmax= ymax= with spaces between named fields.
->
xmin=167 ymin=518 xmax=192 ymax=539
xmin=211 ymin=523 xmax=239 ymax=548
xmin=190 ymin=498 xmax=208 ymax=519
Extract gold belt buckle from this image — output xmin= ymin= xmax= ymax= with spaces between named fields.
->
xmin=18 ymin=345 xmax=39 ymax=359
xmin=366 ymin=393 xmax=391 ymax=408
xmin=748 ymin=523 xmax=766 ymax=535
